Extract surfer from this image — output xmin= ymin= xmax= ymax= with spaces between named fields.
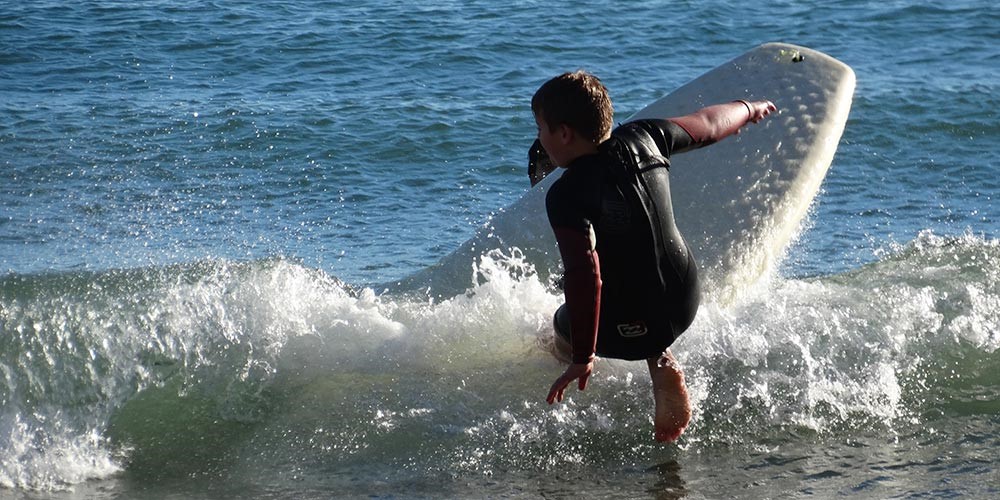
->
xmin=533 ymin=71 xmax=775 ymax=442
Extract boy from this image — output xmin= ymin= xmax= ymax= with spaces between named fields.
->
xmin=533 ymin=71 xmax=775 ymax=442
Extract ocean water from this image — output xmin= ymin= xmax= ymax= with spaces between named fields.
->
xmin=1 ymin=0 xmax=998 ymax=498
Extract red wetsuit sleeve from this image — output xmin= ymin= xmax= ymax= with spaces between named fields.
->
xmin=552 ymin=226 xmax=601 ymax=364
xmin=667 ymin=101 xmax=754 ymax=152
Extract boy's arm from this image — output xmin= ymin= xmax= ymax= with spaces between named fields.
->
xmin=545 ymin=183 xmax=602 ymax=366
xmin=667 ymin=100 xmax=776 ymax=153
xmin=544 ymin=182 xmax=602 ymax=404
xmin=545 ymin=224 xmax=601 ymax=404
xmin=550 ymin=223 xmax=601 ymax=365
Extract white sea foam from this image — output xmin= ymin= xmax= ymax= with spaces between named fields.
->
xmin=2 ymin=231 xmax=998 ymax=490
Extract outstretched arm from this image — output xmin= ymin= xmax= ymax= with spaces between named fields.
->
xmin=668 ymin=100 xmax=776 ymax=153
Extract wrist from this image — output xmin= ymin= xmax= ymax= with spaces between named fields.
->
xmin=734 ymin=99 xmax=753 ymax=120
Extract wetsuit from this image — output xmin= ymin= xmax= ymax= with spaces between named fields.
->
xmin=547 ymin=119 xmax=706 ymax=363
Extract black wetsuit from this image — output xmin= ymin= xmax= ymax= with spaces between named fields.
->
xmin=548 ymin=119 xmax=701 ymax=362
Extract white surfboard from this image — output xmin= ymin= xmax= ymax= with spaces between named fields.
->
xmin=394 ymin=43 xmax=855 ymax=301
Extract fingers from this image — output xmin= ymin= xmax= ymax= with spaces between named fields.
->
xmin=750 ymin=100 xmax=777 ymax=123
xmin=547 ymin=377 xmax=569 ymax=404
xmin=546 ymin=364 xmax=592 ymax=404
xmin=550 ymin=388 xmax=563 ymax=404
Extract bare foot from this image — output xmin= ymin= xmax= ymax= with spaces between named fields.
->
xmin=647 ymin=351 xmax=692 ymax=443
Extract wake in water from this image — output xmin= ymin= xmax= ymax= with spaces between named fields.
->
xmin=1 ymin=232 xmax=998 ymax=491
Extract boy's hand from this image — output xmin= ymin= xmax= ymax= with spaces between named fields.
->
xmin=546 ymin=361 xmax=594 ymax=404
xmin=748 ymin=100 xmax=777 ymax=123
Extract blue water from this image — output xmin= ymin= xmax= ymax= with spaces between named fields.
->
xmin=2 ymin=1 xmax=999 ymax=498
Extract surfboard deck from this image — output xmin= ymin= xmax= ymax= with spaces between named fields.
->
xmin=393 ymin=43 xmax=855 ymax=301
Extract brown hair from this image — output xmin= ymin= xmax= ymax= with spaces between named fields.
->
xmin=531 ymin=70 xmax=613 ymax=144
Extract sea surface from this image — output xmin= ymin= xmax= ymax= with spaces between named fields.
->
xmin=2 ymin=0 xmax=999 ymax=498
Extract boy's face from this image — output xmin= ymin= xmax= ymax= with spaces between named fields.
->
xmin=533 ymin=112 xmax=568 ymax=167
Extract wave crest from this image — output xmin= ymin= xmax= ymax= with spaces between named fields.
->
xmin=2 ymin=233 xmax=998 ymax=489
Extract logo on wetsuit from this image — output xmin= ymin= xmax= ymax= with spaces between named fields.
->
xmin=600 ymin=196 xmax=630 ymax=234
xmin=616 ymin=321 xmax=648 ymax=338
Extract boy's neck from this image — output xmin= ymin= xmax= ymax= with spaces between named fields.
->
xmin=561 ymin=141 xmax=600 ymax=168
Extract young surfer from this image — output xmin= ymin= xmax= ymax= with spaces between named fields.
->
xmin=532 ymin=71 xmax=775 ymax=442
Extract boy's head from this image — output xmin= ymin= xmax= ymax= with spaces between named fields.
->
xmin=531 ymin=71 xmax=613 ymax=145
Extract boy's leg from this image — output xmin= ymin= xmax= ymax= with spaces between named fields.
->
xmin=553 ymin=330 xmax=573 ymax=363
xmin=550 ymin=305 xmax=573 ymax=363
xmin=646 ymin=349 xmax=691 ymax=442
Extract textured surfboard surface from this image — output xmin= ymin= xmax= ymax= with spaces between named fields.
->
xmin=628 ymin=42 xmax=856 ymax=298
